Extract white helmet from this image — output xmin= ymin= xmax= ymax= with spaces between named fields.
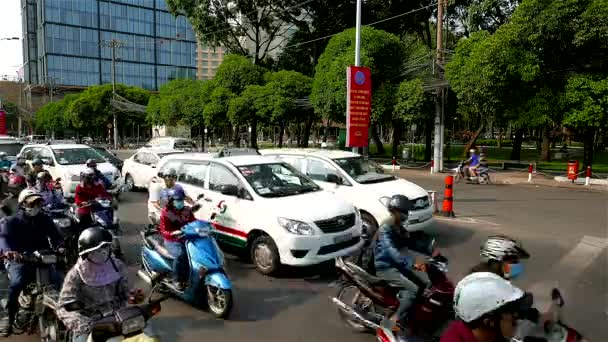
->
xmin=18 ymin=189 xmax=42 ymax=205
xmin=454 ymin=272 xmax=525 ymax=323
xmin=481 ymin=235 xmax=530 ymax=262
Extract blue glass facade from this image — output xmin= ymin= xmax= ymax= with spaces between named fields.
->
xmin=22 ymin=0 xmax=197 ymax=90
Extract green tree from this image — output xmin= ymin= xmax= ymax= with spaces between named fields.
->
xmin=166 ymin=0 xmax=293 ymax=64
xmin=563 ymin=75 xmax=608 ymax=167
xmin=34 ymin=94 xmax=80 ymax=134
xmin=311 ymin=26 xmax=405 ymax=153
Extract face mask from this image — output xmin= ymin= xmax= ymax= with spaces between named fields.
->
xmin=174 ymin=200 xmax=185 ymax=210
xmin=87 ymin=247 xmax=110 ymax=264
xmin=504 ymin=262 xmax=524 ymax=279
xmin=25 ymin=206 xmax=41 ymax=217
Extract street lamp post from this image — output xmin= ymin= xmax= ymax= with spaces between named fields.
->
xmin=352 ymin=0 xmax=362 ymax=156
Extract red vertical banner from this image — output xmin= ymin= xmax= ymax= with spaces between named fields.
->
xmin=0 ymin=109 xmax=7 ymax=135
xmin=346 ymin=66 xmax=372 ymax=148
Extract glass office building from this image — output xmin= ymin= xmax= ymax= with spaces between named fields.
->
xmin=22 ymin=0 xmax=197 ymax=90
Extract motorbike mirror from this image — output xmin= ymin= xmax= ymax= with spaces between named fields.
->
xmin=379 ymin=196 xmax=391 ymax=208
xmin=63 ymin=300 xmax=84 ymax=312
xmin=196 ymin=193 xmax=205 ymax=200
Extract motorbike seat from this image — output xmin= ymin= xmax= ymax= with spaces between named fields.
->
xmin=344 ymin=260 xmax=391 ymax=286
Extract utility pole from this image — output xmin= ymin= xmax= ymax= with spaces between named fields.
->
xmin=353 ymin=0 xmax=364 ymax=155
xmin=433 ymin=0 xmax=446 ymax=173
xmin=101 ymin=39 xmax=124 ymax=150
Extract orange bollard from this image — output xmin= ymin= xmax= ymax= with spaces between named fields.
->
xmin=585 ymin=166 xmax=591 ymax=186
xmin=392 ymin=157 xmax=396 ymax=171
xmin=442 ymin=175 xmax=455 ymax=217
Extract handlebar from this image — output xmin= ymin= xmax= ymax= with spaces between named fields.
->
xmin=1 ymin=250 xmax=62 ymax=264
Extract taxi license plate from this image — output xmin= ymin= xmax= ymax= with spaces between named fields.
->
xmin=333 ymin=233 xmax=352 ymax=244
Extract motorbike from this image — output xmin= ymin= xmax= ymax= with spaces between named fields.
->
xmin=7 ymin=171 xmax=26 ymax=195
xmin=107 ymin=177 xmax=125 ymax=202
xmin=0 ymin=250 xmax=65 ymax=340
xmin=139 ymin=214 xmax=233 ymax=318
xmin=69 ymin=197 xmax=123 ymax=260
xmin=331 ymin=234 xmax=454 ymax=340
xmin=47 ymin=206 xmax=79 ymax=266
xmin=453 ymin=161 xmax=490 ymax=184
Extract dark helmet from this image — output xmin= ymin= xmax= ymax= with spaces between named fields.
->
xmin=162 ymin=169 xmax=178 ymax=179
xmin=167 ymin=187 xmax=185 ymax=202
xmin=37 ymin=170 xmax=51 ymax=182
xmin=16 ymin=158 xmax=26 ymax=166
xmin=86 ymin=159 xmax=97 ymax=167
xmin=32 ymin=158 xmax=43 ymax=166
xmin=25 ymin=174 xmax=37 ymax=187
xmin=387 ymin=194 xmax=411 ymax=215
xmin=78 ymin=227 xmax=113 ymax=256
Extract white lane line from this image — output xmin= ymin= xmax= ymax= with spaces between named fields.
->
xmin=528 ymin=235 xmax=608 ymax=313
xmin=434 ymin=216 xmax=501 ymax=227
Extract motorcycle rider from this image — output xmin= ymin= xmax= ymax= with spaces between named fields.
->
xmin=11 ymin=157 xmax=27 ymax=176
xmin=159 ymin=187 xmax=195 ymax=291
xmin=465 ymin=148 xmax=480 ymax=179
xmin=0 ymin=152 xmax=11 ymax=170
xmin=440 ymin=272 xmax=530 ymax=342
xmin=148 ymin=169 xmax=193 ymax=223
xmin=36 ymin=171 xmax=64 ymax=210
xmin=74 ymin=168 xmax=111 ymax=228
xmin=85 ymin=159 xmax=111 ymax=189
xmin=56 ymin=227 xmax=143 ymax=342
xmin=471 ymin=235 xmax=530 ymax=280
xmin=0 ymin=190 xmax=64 ymax=336
xmin=30 ymin=158 xmax=45 ymax=177
xmin=374 ymin=194 xmax=429 ymax=326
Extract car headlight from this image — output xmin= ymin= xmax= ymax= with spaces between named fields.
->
xmin=121 ymin=315 xmax=146 ymax=335
xmin=277 ymin=217 xmax=314 ymax=235
xmin=53 ymin=218 xmax=71 ymax=228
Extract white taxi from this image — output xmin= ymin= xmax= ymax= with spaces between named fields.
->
xmin=259 ymin=149 xmax=434 ymax=238
xmin=156 ymin=153 xmax=363 ymax=275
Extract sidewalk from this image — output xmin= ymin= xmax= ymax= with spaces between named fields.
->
xmin=394 ymin=168 xmax=608 ymax=192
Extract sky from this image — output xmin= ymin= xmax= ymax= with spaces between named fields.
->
xmin=0 ymin=0 xmax=23 ymax=77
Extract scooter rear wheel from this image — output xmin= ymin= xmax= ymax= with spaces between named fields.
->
xmin=336 ymin=284 xmax=375 ymax=333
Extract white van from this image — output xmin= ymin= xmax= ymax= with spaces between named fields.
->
xmin=156 ymin=153 xmax=363 ymax=275
xmin=259 ymin=149 xmax=434 ymax=236
xmin=19 ymin=144 xmax=121 ymax=196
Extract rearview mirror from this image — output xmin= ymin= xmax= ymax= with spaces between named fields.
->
xmin=151 ymin=164 xmax=157 ymax=168
xmin=219 ymin=184 xmax=239 ymax=197
xmin=325 ymin=174 xmax=341 ymax=184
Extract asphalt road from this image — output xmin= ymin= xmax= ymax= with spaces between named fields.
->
xmin=7 ymin=172 xmax=608 ymax=342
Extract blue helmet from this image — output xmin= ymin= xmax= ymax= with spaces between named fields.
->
xmin=167 ymin=187 xmax=185 ymax=202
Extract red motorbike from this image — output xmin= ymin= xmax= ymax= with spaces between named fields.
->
xmin=8 ymin=172 xmax=26 ymax=195
xmin=332 ymin=252 xmax=455 ymax=340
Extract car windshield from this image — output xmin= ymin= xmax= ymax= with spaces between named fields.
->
xmin=333 ymin=157 xmax=396 ymax=184
xmin=53 ymin=148 xmax=105 ymax=165
xmin=237 ymin=163 xmax=320 ymax=198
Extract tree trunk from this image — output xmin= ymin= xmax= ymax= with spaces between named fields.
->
xmin=424 ymin=118 xmax=433 ymax=161
xmin=323 ymin=119 xmax=330 ymax=142
xmin=391 ymin=120 xmax=404 ymax=160
xmin=463 ymin=125 xmax=485 ymax=158
xmin=497 ymin=128 xmax=502 ymax=148
xmin=278 ymin=122 xmax=285 ymax=148
xmin=371 ymin=123 xmax=384 ymax=156
xmin=200 ymin=126 xmax=205 ymax=152
xmin=583 ymin=128 xmax=594 ymax=167
xmin=232 ymin=125 xmax=240 ymax=147
xmin=510 ymin=129 xmax=524 ymax=160
xmin=540 ymin=127 xmax=551 ymax=162
xmin=300 ymin=117 xmax=314 ymax=147
xmin=250 ymin=118 xmax=258 ymax=149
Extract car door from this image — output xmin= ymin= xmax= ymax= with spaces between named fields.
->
xmin=133 ymin=152 xmax=154 ymax=187
xmin=142 ymin=153 xmax=161 ymax=185
xmin=176 ymin=161 xmax=209 ymax=203
xmin=303 ymin=157 xmax=344 ymax=193
xmin=202 ymin=162 xmax=254 ymax=248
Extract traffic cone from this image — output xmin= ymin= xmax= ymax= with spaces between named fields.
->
xmin=442 ymin=175 xmax=455 ymax=217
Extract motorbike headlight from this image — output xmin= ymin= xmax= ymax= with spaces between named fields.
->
xmin=277 ymin=217 xmax=314 ymax=235
xmin=195 ymin=226 xmax=211 ymax=237
xmin=121 ymin=315 xmax=146 ymax=335
xmin=53 ymin=218 xmax=71 ymax=228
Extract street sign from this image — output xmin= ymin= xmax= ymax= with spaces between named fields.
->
xmin=346 ymin=66 xmax=371 ymax=148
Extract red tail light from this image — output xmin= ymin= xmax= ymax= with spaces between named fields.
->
xmin=150 ymin=303 xmax=161 ymax=316
xmin=376 ymin=328 xmax=392 ymax=342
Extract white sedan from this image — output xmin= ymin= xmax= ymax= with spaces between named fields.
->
xmin=122 ymin=148 xmax=183 ymax=190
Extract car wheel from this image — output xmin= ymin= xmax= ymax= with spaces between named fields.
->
xmin=250 ymin=235 xmax=280 ymax=275
xmin=125 ymin=174 xmax=135 ymax=191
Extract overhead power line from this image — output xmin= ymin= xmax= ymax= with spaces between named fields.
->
xmin=285 ymin=3 xmax=438 ymax=49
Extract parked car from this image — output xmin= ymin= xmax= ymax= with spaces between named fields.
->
xmin=0 ymin=136 xmax=24 ymax=161
xmin=259 ymin=149 xmax=434 ymax=238
xmin=92 ymin=146 xmax=123 ymax=171
xmin=145 ymin=136 xmax=197 ymax=151
xmin=122 ymin=148 xmax=183 ymax=190
xmin=18 ymin=144 xmax=121 ymax=197
xmin=155 ymin=153 xmax=363 ymax=275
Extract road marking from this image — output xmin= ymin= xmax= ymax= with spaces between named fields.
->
xmin=434 ymin=216 xmax=501 ymax=227
xmin=528 ymin=235 xmax=608 ymax=312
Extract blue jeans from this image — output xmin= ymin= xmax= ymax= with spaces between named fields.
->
xmin=164 ymin=241 xmax=189 ymax=283
xmin=4 ymin=261 xmax=61 ymax=324
xmin=376 ymin=268 xmax=430 ymax=320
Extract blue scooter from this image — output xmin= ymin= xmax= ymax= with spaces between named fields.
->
xmin=139 ymin=217 xmax=233 ymax=318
